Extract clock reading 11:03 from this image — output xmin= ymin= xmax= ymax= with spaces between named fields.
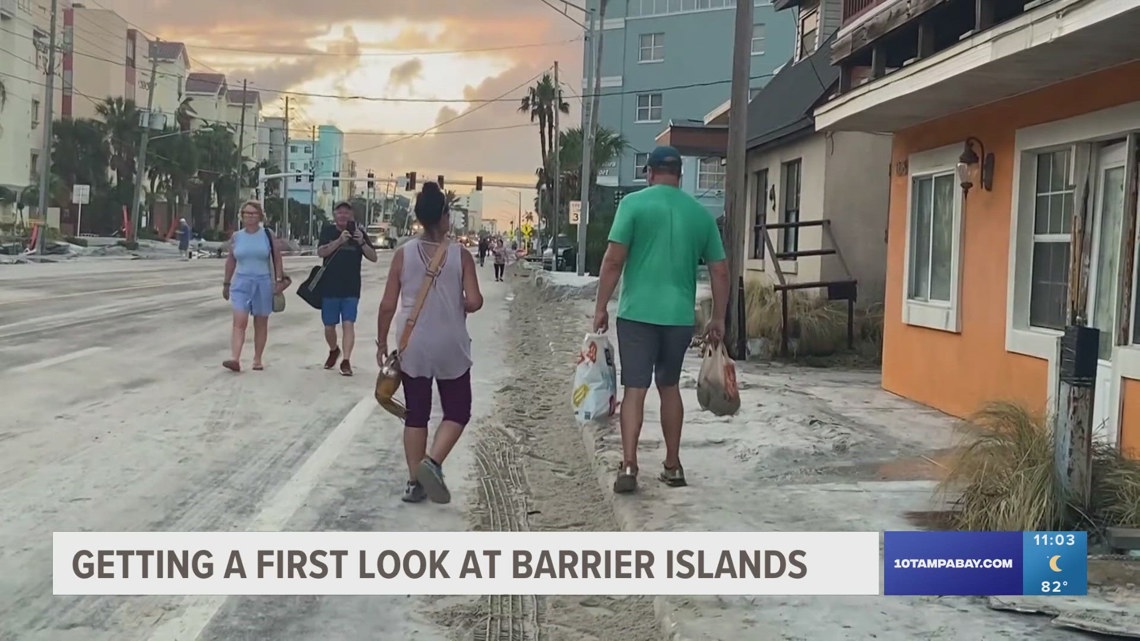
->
xmin=1033 ymin=534 xmax=1078 ymax=546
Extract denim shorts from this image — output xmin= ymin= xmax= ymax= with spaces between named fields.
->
xmin=321 ymin=297 xmax=360 ymax=326
xmin=230 ymin=273 xmax=274 ymax=317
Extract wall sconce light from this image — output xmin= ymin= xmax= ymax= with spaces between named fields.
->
xmin=956 ymin=136 xmax=994 ymax=196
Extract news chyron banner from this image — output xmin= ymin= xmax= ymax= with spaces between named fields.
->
xmin=883 ymin=531 xmax=1088 ymax=596
xmin=54 ymin=532 xmax=881 ymax=596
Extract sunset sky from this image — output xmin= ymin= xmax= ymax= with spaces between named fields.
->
xmin=103 ymin=0 xmax=587 ymax=226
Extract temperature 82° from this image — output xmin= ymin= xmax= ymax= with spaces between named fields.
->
xmin=1041 ymin=580 xmax=1069 ymax=593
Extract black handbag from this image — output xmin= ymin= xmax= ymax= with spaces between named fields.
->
xmin=297 ymin=243 xmax=342 ymax=310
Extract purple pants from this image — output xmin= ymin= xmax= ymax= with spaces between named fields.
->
xmin=401 ymin=369 xmax=472 ymax=428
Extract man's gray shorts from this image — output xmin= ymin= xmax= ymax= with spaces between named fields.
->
xmin=616 ymin=318 xmax=694 ymax=388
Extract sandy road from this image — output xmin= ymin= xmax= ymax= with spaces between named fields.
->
xmin=0 ymin=254 xmax=514 ymax=641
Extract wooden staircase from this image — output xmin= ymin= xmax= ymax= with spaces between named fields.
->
xmin=761 ymin=219 xmax=858 ymax=356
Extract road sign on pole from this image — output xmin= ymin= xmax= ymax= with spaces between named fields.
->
xmin=569 ymin=200 xmax=582 ymax=225
xmin=73 ymin=184 xmax=90 ymax=236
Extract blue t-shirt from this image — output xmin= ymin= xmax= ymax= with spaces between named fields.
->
xmin=232 ymin=228 xmax=271 ymax=277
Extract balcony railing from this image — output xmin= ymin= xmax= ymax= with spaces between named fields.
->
xmin=842 ymin=0 xmax=888 ymax=24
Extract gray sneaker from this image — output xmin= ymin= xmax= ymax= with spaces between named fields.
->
xmin=402 ymin=481 xmax=427 ymax=503
xmin=659 ymin=464 xmax=687 ymax=487
xmin=417 ymin=458 xmax=451 ymax=504
xmin=613 ymin=463 xmax=638 ymax=494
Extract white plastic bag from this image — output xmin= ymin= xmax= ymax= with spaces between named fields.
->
xmin=571 ymin=333 xmax=618 ymax=423
xmin=696 ymin=342 xmax=741 ymax=416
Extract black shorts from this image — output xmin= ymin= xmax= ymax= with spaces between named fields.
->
xmin=615 ymin=318 xmax=694 ymax=388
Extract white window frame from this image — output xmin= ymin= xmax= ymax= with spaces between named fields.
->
xmin=751 ymin=23 xmax=766 ymax=55
xmin=635 ymin=93 xmax=662 ymax=123
xmin=901 ymin=144 xmax=964 ymax=333
xmin=638 ymin=33 xmax=664 ymax=63
xmin=1007 ymin=101 xmax=1140 ymax=416
xmin=634 ymin=152 xmax=649 ymax=181
xmin=698 ymin=157 xmax=725 ymax=191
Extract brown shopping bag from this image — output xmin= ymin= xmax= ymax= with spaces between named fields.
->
xmin=696 ymin=341 xmax=741 ymax=416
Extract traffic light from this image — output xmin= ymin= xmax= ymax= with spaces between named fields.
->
xmin=332 ymin=171 xmax=339 ymax=188
xmin=613 ymin=190 xmax=623 ymax=206
xmin=437 ymin=175 xmax=444 ymax=189
xmin=475 ymin=175 xmax=483 ymax=191
xmin=308 ymin=171 xmax=315 ymax=182
xmin=367 ymin=171 xmax=375 ymax=190
xmin=295 ymin=173 xmax=302 ymax=183
xmin=406 ymin=171 xmax=416 ymax=191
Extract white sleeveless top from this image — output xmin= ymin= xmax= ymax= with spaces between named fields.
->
xmin=394 ymin=238 xmax=472 ymax=380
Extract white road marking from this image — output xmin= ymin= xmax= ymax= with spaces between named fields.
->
xmin=145 ymin=395 xmax=376 ymax=641
xmin=10 ymin=346 xmax=110 ymax=373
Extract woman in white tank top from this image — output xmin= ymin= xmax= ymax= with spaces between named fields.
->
xmin=376 ymin=182 xmax=484 ymax=505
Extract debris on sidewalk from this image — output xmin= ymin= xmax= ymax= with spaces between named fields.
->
xmin=513 ymin=270 xmax=1126 ymax=640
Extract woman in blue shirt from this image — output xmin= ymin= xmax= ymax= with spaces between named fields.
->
xmin=222 ymin=201 xmax=284 ymax=372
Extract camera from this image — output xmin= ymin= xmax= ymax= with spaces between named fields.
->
xmin=346 ymin=220 xmax=357 ymax=233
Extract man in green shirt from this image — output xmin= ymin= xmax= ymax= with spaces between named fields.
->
xmin=592 ymin=146 xmax=729 ymax=494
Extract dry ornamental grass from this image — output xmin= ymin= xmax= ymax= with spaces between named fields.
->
xmin=936 ymin=401 xmax=1140 ymax=534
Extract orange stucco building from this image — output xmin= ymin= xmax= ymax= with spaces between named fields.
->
xmin=814 ymin=0 xmax=1140 ymax=455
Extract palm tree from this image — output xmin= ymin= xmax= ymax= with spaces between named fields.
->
xmin=95 ymin=97 xmax=142 ymax=205
xmin=52 ymin=118 xmax=111 ymax=193
xmin=149 ymin=129 xmax=199 ymax=233
xmin=555 ymin=126 xmax=628 ymax=200
xmin=190 ymin=125 xmax=240 ymax=229
xmin=518 ymin=73 xmax=569 ymax=214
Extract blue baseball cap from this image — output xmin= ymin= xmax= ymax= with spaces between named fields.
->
xmin=645 ymin=145 xmax=682 ymax=169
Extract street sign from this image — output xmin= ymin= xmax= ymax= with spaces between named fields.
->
xmin=569 ymin=200 xmax=581 ymax=225
xmin=521 ymin=223 xmax=534 ymax=238
xmin=72 ymin=184 xmax=90 ymax=205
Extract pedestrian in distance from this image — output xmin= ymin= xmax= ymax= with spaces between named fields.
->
xmin=316 ymin=201 xmax=378 ymax=377
xmin=376 ymin=181 xmax=483 ymax=504
xmin=477 ymin=235 xmax=489 ymax=267
xmin=177 ymin=218 xmax=192 ymax=260
xmin=221 ymin=201 xmax=287 ymax=372
xmin=491 ymin=238 xmax=507 ymax=281
xmin=591 ymin=146 xmax=730 ymax=494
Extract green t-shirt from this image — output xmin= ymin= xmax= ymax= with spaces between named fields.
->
xmin=607 ymin=184 xmax=727 ymax=326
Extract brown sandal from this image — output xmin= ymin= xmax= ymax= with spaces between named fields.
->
xmin=252 ymin=363 xmax=264 ymax=371
xmin=223 ymin=360 xmax=240 ymax=372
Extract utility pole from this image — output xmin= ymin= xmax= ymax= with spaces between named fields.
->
xmin=723 ymin=0 xmax=752 ymax=359
xmin=281 ymin=95 xmax=290 ymax=238
xmin=34 ymin=0 xmax=59 ymax=254
xmin=577 ymin=6 xmax=600 ymax=275
xmin=236 ymin=78 xmax=248 ymax=203
xmin=552 ymin=60 xmax=561 ymax=270
xmin=128 ymin=39 xmax=160 ymax=243
xmin=308 ymin=125 xmax=316 ymax=244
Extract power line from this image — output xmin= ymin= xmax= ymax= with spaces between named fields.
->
xmin=7 ymin=29 xmax=779 ymax=104
xmin=178 ymin=38 xmax=584 ymax=57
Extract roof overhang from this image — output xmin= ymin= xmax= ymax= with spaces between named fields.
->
xmin=656 ymin=122 xmax=728 ymax=157
xmin=815 ymin=0 xmax=1140 ymax=132
xmin=703 ymin=99 xmax=731 ymax=126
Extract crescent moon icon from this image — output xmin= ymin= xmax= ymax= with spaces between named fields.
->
xmin=1048 ymin=555 xmax=1062 ymax=572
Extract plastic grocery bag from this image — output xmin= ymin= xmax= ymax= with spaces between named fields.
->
xmin=571 ymin=333 xmax=618 ymax=423
xmin=696 ymin=341 xmax=741 ymax=416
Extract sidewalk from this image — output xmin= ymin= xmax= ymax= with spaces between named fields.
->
xmin=527 ymin=267 xmax=1137 ymax=640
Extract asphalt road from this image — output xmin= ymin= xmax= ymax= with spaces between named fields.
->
xmin=0 ymin=253 xmax=513 ymax=641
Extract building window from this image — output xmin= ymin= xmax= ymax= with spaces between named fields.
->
xmin=290 ymin=145 xmax=298 ymax=153
xmin=1028 ymin=149 xmax=1073 ymax=331
xmin=31 ymin=99 xmax=40 ymax=128
xmin=780 ymin=160 xmax=801 ymax=253
xmin=635 ymin=93 xmax=662 ymax=122
xmin=800 ymin=30 xmax=817 ymax=58
xmin=29 ymin=152 xmax=39 ymax=181
xmin=751 ymin=24 xmax=766 ymax=55
xmin=907 ymin=173 xmax=957 ymax=304
xmin=634 ymin=152 xmax=649 ymax=181
xmin=752 ymin=169 xmax=768 ymax=259
xmin=798 ymin=9 xmax=818 ymax=59
xmin=698 ymin=157 xmax=725 ymax=191
xmin=638 ymin=33 xmax=664 ymax=62
xmin=304 ymin=145 xmax=312 ymax=153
